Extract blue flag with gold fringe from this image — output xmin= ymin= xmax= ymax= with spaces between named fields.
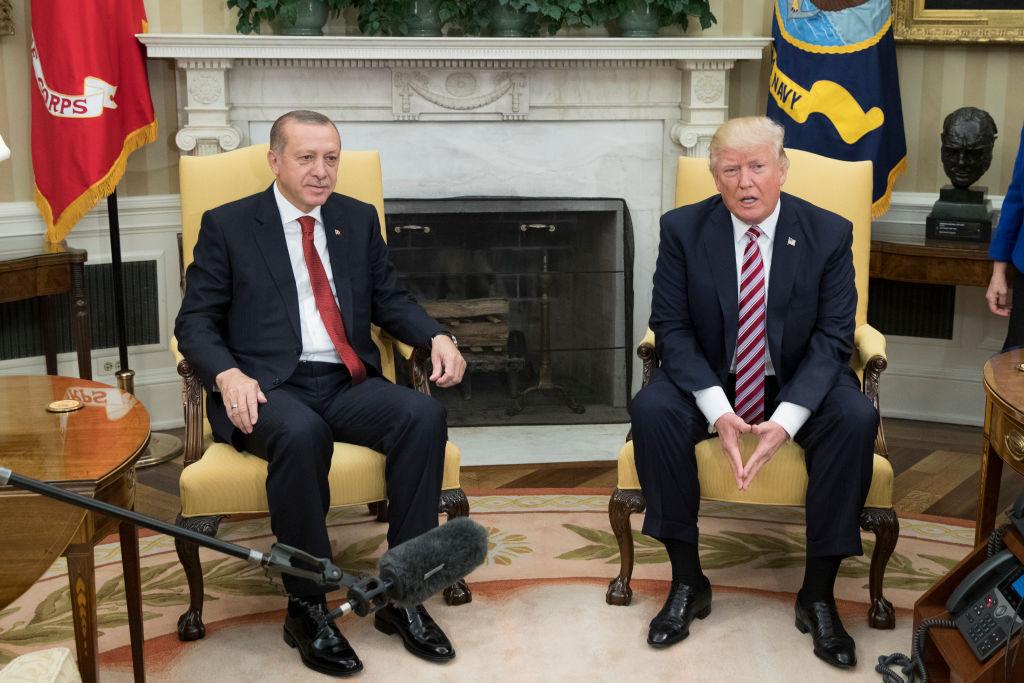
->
xmin=766 ymin=0 xmax=906 ymax=217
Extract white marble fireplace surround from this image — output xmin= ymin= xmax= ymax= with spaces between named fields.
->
xmin=141 ymin=35 xmax=771 ymax=395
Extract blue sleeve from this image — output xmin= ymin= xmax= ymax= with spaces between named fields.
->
xmin=990 ymin=124 xmax=1024 ymax=262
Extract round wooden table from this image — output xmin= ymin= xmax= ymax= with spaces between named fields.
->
xmin=0 ymin=375 xmax=150 ymax=682
xmin=978 ymin=350 xmax=1024 ymax=546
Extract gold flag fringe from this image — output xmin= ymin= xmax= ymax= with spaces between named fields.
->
xmin=871 ymin=155 xmax=907 ymax=219
xmin=34 ymin=119 xmax=158 ymax=243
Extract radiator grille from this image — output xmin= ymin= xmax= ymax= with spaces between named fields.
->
xmin=0 ymin=260 xmax=160 ymax=360
xmin=867 ymin=279 xmax=955 ymax=339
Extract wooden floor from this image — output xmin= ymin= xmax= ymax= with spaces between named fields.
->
xmin=136 ymin=418 xmax=1024 ymax=526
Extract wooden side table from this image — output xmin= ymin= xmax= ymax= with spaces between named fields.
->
xmin=0 ymin=375 xmax=151 ymax=682
xmin=0 ymin=241 xmax=92 ymax=379
xmin=870 ymin=236 xmax=991 ymax=287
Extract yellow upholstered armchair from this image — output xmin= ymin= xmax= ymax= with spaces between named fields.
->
xmin=607 ymin=149 xmax=897 ymax=630
xmin=171 ymin=144 xmax=470 ymax=642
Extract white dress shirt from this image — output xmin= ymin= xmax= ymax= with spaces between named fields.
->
xmin=273 ymin=182 xmax=344 ymax=364
xmin=692 ymin=199 xmax=811 ymax=439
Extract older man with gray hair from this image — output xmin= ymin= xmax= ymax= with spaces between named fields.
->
xmin=631 ymin=116 xmax=878 ymax=669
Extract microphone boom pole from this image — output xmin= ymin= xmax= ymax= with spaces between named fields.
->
xmin=0 ymin=466 xmax=344 ymax=590
xmin=1 ymin=465 xmax=486 ymax=619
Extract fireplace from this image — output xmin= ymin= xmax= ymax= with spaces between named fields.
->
xmin=386 ymin=198 xmax=631 ymax=426
xmin=140 ymin=34 xmax=770 ymax=441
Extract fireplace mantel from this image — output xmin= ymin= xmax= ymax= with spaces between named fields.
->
xmin=140 ymin=34 xmax=770 ymax=156
xmin=140 ymin=34 xmax=769 ymax=65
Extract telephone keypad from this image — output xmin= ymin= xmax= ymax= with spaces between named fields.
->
xmin=955 ymin=580 xmax=1024 ymax=661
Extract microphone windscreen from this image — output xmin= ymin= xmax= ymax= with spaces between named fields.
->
xmin=377 ymin=517 xmax=488 ymax=608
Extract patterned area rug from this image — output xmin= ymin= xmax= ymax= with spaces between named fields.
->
xmin=0 ymin=491 xmax=975 ymax=681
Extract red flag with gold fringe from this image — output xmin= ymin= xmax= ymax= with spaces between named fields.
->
xmin=30 ymin=0 xmax=156 ymax=242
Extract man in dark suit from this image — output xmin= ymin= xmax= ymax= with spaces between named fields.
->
xmin=632 ymin=116 xmax=877 ymax=669
xmin=175 ymin=110 xmax=466 ymax=677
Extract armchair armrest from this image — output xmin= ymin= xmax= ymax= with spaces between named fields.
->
xmin=170 ymin=335 xmax=184 ymax=365
xmin=172 ymin=335 xmax=206 ymax=467
xmin=854 ymin=324 xmax=886 ymax=372
xmin=854 ymin=323 xmax=889 ymax=458
xmin=379 ymin=330 xmax=432 ymax=396
xmin=638 ymin=328 xmax=658 ymax=389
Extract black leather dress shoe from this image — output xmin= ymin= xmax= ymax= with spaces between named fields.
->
xmin=794 ymin=597 xmax=857 ymax=669
xmin=283 ymin=601 xmax=363 ymax=677
xmin=647 ymin=578 xmax=712 ymax=648
xmin=374 ymin=603 xmax=455 ymax=662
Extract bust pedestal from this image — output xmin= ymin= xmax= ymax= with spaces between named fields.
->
xmin=926 ymin=185 xmax=994 ymax=243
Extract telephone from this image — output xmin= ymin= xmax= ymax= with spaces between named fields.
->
xmin=946 ymin=548 xmax=1024 ymax=661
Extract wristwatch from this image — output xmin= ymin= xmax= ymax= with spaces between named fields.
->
xmin=431 ymin=330 xmax=458 ymax=347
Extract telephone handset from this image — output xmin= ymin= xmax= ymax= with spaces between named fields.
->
xmin=946 ymin=548 xmax=1024 ymax=661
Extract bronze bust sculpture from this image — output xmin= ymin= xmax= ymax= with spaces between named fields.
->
xmin=927 ymin=107 xmax=998 ymax=242
xmin=940 ymin=107 xmax=997 ymax=190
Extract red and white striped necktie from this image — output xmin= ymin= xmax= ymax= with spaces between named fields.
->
xmin=734 ymin=225 xmax=766 ymax=424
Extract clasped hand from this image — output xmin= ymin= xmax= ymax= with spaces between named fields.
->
xmin=714 ymin=413 xmax=789 ymax=491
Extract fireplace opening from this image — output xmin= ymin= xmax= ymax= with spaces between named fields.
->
xmin=386 ymin=198 xmax=633 ymax=427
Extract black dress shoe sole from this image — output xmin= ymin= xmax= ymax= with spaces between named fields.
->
xmin=794 ymin=608 xmax=856 ymax=669
xmin=374 ymin=614 xmax=456 ymax=663
xmin=647 ymin=604 xmax=712 ymax=649
xmin=284 ymin=626 xmax=364 ymax=677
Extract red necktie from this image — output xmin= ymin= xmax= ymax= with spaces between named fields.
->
xmin=734 ymin=226 xmax=766 ymax=424
xmin=298 ymin=215 xmax=367 ymax=384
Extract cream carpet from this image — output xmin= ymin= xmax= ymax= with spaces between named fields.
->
xmin=1 ymin=492 xmax=974 ymax=681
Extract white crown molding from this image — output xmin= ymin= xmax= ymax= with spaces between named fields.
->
xmin=139 ymin=34 xmax=771 ymax=66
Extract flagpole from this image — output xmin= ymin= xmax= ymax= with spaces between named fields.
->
xmin=107 ymin=189 xmax=182 ymax=467
xmin=107 ymin=191 xmax=131 ymax=376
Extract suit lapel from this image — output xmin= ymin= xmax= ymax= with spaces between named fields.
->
xmin=702 ymin=203 xmax=739 ymax=370
xmin=253 ymin=186 xmax=301 ymax=341
xmin=766 ymin=194 xmax=801 ymax=374
xmin=321 ymin=198 xmax=355 ymax=332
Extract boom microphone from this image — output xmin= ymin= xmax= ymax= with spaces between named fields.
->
xmin=379 ymin=517 xmax=489 ymax=608
xmin=0 ymin=464 xmax=488 ymax=621
xmin=330 ymin=517 xmax=489 ymax=618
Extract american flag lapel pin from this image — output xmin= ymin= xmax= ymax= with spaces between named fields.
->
xmin=787 ymin=237 xmax=797 ymax=247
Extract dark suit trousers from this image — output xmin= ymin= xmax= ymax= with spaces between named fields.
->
xmin=631 ymin=368 xmax=877 ymax=558
xmin=239 ymin=361 xmax=447 ymax=596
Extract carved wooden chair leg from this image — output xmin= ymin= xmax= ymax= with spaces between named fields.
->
xmin=606 ymin=488 xmax=646 ymax=606
xmin=860 ymin=507 xmax=898 ymax=630
xmin=175 ymin=514 xmax=223 ymax=641
xmin=439 ymin=488 xmax=473 ymax=606
xmin=368 ymin=500 xmax=389 ymax=522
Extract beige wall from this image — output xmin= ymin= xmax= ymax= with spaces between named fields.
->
xmin=1 ymin=1 xmax=1022 ymax=203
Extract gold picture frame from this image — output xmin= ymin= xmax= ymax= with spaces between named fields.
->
xmin=894 ymin=0 xmax=1024 ymax=44
xmin=0 ymin=0 xmax=13 ymax=36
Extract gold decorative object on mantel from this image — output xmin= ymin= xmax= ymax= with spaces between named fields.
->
xmin=0 ymin=0 xmax=13 ymax=36
xmin=894 ymin=0 xmax=1024 ymax=44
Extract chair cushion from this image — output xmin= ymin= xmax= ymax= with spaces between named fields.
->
xmin=181 ymin=440 xmax=462 ymax=517
xmin=0 ymin=647 xmax=80 ymax=683
xmin=616 ymin=433 xmax=892 ymax=509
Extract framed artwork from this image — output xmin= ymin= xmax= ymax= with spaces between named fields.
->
xmin=0 ymin=0 xmax=12 ymax=36
xmin=894 ymin=0 xmax=1024 ymax=43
